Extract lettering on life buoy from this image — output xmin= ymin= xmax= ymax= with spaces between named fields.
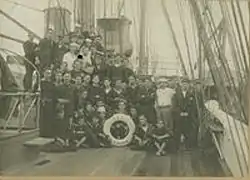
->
xmin=103 ymin=114 xmax=135 ymax=147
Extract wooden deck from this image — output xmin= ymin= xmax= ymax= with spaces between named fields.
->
xmin=3 ymin=147 xmax=227 ymax=177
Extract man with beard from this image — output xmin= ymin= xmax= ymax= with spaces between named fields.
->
xmin=23 ymin=33 xmax=38 ymax=91
xmin=37 ymin=28 xmax=56 ymax=71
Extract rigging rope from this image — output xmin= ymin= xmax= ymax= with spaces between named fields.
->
xmin=202 ymin=0 xmax=249 ymax=174
xmin=204 ymin=0 xmax=248 ymax=124
xmin=230 ymin=1 xmax=249 ymax=73
xmin=56 ymin=0 xmax=69 ymax=35
xmin=223 ymin=1 xmax=246 ymax=80
xmin=219 ymin=1 xmax=244 ymax=84
xmin=0 ymin=0 xmax=43 ymax=12
xmin=189 ymin=0 xmax=245 ymax=176
xmin=161 ymin=0 xmax=188 ymax=77
xmin=235 ymin=0 xmax=250 ymax=65
xmin=177 ymin=0 xmax=194 ymax=79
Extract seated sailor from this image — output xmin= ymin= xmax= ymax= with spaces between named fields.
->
xmin=72 ymin=108 xmax=88 ymax=148
xmin=89 ymin=114 xmax=111 ymax=148
xmin=152 ymin=120 xmax=171 ymax=156
xmin=130 ymin=114 xmax=154 ymax=150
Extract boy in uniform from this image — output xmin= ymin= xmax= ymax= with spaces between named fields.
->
xmin=152 ymin=120 xmax=171 ymax=156
xmin=130 ymin=115 xmax=154 ymax=151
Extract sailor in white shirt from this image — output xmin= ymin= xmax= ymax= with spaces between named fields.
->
xmin=62 ymin=43 xmax=79 ymax=71
xmin=155 ymin=77 xmax=175 ymax=133
xmin=79 ymin=46 xmax=92 ymax=66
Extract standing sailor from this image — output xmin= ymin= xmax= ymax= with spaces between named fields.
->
xmin=40 ymin=68 xmax=55 ymax=137
xmin=62 ymin=43 xmax=79 ymax=71
xmin=23 ymin=33 xmax=38 ymax=91
xmin=155 ymin=77 xmax=175 ymax=132
xmin=37 ymin=28 xmax=56 ymax=71
xmin=172 ymin=79 xmax=197 ymax=150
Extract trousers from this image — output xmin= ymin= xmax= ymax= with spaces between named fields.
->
xmin=156 ymin=106 xmax=173 ymax=131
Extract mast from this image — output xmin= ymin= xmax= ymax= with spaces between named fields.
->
xmin=138 ymin=0 xmax=147 ymax=75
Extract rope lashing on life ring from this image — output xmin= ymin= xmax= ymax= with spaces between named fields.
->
xmin=103 ymin=113 xmax=136 ymax=147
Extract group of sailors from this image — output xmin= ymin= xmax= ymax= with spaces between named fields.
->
xmin=22 ymin=26 xmax=204 ymax=155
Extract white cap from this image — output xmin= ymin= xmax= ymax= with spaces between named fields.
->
xmin=97 ymin=106 xmax=106 ymax=113
xmin=85 ymin=38 xmax=92 ymax=43
xmin=70 ymin=42 xmax=80 ymax=48
xmin=158 ymin=77 xmax=168 ymax=82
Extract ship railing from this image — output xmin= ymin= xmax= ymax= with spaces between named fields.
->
xmin=0 ymin=91 xmax=40 ymax=133
xmin=0 ymin=48 xmax=41 ymax=135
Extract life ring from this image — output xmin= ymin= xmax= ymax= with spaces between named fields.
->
xmin=103 ymin=114 xmax=135 ymax=147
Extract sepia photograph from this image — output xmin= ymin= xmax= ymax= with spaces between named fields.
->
xmin=0 ymin=0 xmax=249 ymax=178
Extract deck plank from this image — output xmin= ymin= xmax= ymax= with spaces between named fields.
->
xmin=89 ymin=148 xmax=146 ymax=176
xmin=3 ymin=147 xmax=226 ymax=177
xmin=133 ymin=152 xmax=172 ymax=177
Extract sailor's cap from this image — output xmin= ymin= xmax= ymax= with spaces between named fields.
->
xmin=70 ymin=42 xmax=80 ymax=47
xmin=57 ymin=98 xmax=70 ymax=104
xmin=97 ymin=106 xmax=106 ymax=113
xmin=157 ymin=76 xmax=168 ymax=82
xmin=85 ymin=38 xmax=92 ymax=43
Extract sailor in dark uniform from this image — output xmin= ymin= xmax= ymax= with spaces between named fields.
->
xmin=103 ymin=77 xmax=113 ymax=108
xmin=109 ymin=54 xmax=126 ymax=82
xmin=73 ymin=75 xmax=85 ymax=109
xmin=136 ymin=77 xmax=157 ymax=125
xmin=130 ymin=114 xmax=154 ymax=151
xmin=89 ymin=114 xmax=111 ymax=147
xmin=71 ymin=108 xmax=87 ymax=148
xmin=125 ymin=75 xmax=139 ymax=107
xmin=23 ymin=33 xmax=38 ymax=91
xmin=152 ymin=120 xmax=171 ymax=156
xmin=37 ymin=28 xmax=56 ymax=71
xmin=53 ymin=70 xmax=63 ymax=86
xmin=110 ymin=78 xmax=126 ymax=110
xmin=87 ymin=74 xmax=105 ymax=105
xmin=54 ymin=35 xmax=68 ymax=69
xmin=92 ymin=51 xmax=107 ymax=82
xmin=172 ymin=79 xmax=198 ymax=151
xmin=121 ymin=58 xmax=135 ymax=83
xmin=82 ymin=74 xmax=91 ymax=90
xmin=189 ymin=80 xmax=204 ymax=148
xmin=129 ymin=106 xmax=139 ymax=125
xmin=55 ymin=72 xmax=76 ymax=147
xmin=40 ymin=68 xmax=55 ymax=137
